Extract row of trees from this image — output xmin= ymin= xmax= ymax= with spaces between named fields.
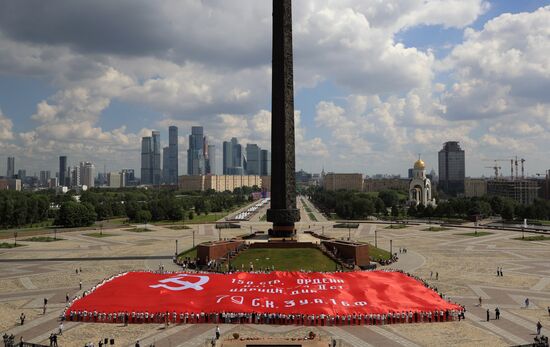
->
xmin=55 ymin=188 xmax=252 ymax=227
xmin=308 ymin=187 xmax=550 ymax=222
xmin=309 ymin=189 xmax=390 ymax=220
xmin=409 ymin=196 xmax=550 ymax=221
xmin=0 ymin=191 xmax=50 ymax=228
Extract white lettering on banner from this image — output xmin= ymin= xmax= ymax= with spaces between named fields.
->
xmin=231 ymin=296 xmax=244 ymax=305
xmin=149 ymin=274 xmax=209 ymax=291
xmin=297 ymin=278 xmax=344 ymax=285
xmin=216 ymin=296 xmax=368 ymax=308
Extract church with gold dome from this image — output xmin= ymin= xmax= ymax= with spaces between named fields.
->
xmin=409 ymin=158 xmax=436 ymax=207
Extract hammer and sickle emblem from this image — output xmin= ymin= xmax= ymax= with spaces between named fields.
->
xmin=149 ymin=274 xmax=210 ymax=291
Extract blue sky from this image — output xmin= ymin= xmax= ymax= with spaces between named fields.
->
xmin=0 ymin=0 xmax=549 ymax=178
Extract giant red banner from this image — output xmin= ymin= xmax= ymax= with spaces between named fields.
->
xmin=66 ymin=271 xmax=461 ymax=318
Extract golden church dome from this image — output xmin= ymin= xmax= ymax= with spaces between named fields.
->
xmin=414 ymin=159 xmax=426 ymax=170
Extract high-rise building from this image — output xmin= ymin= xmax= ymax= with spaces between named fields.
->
xmin=107 ymin=172 xmax=125 ymax=188
xmin=121 ymin=169 xmax=136 ymax=186
xmin=260 ymin=149 xmax=271 ymax=176
xmin=80 ymin=162 xmax=95 ymax=188
xmin=71 ymin=166 xmax=80 ymax=187
xmin=222 ymin=137 xmax=244 ymax=175
xmin=6 ymin=157 xmax=15 ymax=178
xmin=17 ymin=169 xmax=26 ymax=180
xmin=162 ymin=146 xmax=170 ymax=183
xmin=222 ymin=141 xmax=232 ymax=175
xmin=438 ymin=141 xmax=465 ymax=196
xmin=167 ymin=126 xmax=178 ymax=184
xmin=246 ymin=144 xmax=261 ymax=175
xmin=187 ymin=126 xmax=207 ymax=175
xmin=40 ymin=171 xmax=51 ymax=186
xmin=59 ymin=156 xmax=67 ymax=187
xmin=152 ymin=131 xmax=161 ymax=185
xmin=207 ymin=144 xmax=216 ymax=175
xmin=140 ymin=131 xmax=162 ymax=185
xmin=141 ymin=136 xmax=152 ymax=185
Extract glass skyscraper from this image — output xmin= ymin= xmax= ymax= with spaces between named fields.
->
xmin=438 ymin=141 xmax=465 ymax=196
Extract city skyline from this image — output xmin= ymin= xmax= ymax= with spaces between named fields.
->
xmin=1 ymin=2 xmax=550 ymax=176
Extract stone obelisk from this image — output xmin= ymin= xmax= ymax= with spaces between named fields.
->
xmin=267 ymin=0 xmax=300 ymax=237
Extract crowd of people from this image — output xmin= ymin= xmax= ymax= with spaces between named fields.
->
xmin=64 ymin=307 xmax=465 ymax=326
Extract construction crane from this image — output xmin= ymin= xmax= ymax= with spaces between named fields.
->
xmin=485 ymin=165 xmax=502 ymax=178
xmin=482 ymin=159 xmax=509 ymax=178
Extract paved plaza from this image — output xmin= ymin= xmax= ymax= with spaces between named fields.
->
xmin=1 ymin=198 xmax=549 ymax=346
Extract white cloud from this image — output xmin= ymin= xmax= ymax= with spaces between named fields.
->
xmin=0 ymin=108 xmax=14 ymax=141
xmin=442 ymin=6 xmax=550 ymax=120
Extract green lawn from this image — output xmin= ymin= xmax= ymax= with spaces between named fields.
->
xmin=177 ymin=246 xmax=197 ymax=259
xmin=231 ymin=248 xmax=338 ymax=272
xmin=423 ymin=227 xmax=450 ymax=232
xmin=308 ymin=212 xmax=318 ymax=221
xmin=455 ymin=231 xmax=493 ymax=237
xmin=166 ymin=225 xmax=191 ymax=230
xmin=126 ymin=228 xmax=152 ymax=233
xmin=0 ymin=220 xmax=55 ymax=238
xmin=0 ymin=242 xmax=23 ymax=248
xmin=85 ymin=232 xmax=115 ymax=238
xmin=368 ymin=244 xmax=392 ymax=261
xmin=259 ymin=214 xmax=267 ymax=221
xmin=333 ymin=223 xmax=359 ymax=229
xmin=513 ymin=235 xmax=550 ymax=241
xmin=384 ymin=224 xmax=408 ymax=229
xmin=22 ymin=236 xmax=63 ymax=242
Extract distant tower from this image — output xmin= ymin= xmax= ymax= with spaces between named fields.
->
xmin=162 ymin=146 xmax=170 ymax=184
xmin=168 ymin=126 xmax=178 ymax=184
xmin=80 ymin=162 xmax=95 ymax=188
xmin=438 ymin=141 xmax=465 ymax=196
xmin=6 ymin=157 xmax=15 ymax=178
xmin=187 ymin=126 xmax=206 ymax=175
xmin=222 ymin=137 xmax=244 ymax=175
xmin=246 ymin=144 xmax=261 ymax=175
xmin=141 ymin=136 xmax=152 ymax=185
xmin=409 ymin=158 xmax=436 ymax=206
xmin=207 ymin=144 xmax=216 ymax=175
xmin=260 ymin=150 xmax=271 ymax=176
xmin=151 ymin=131 xmax=161 ymax=185
xmin=59 ymin=156 xmax=67 ymax=186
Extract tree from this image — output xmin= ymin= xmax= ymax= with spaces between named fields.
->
xmin=407 ymin=205 xmax=417 ymax=217
xmin=391 ymin=205 xmax=399 ymax=218
xmin=501 ymin=201 xmax=515 ymax=221
xmin=416 ymin=203 xmax=426 ymax=217
xmin=55 ymin=201 xmax=96 ymax=227
xmin=379 ymin=190 xmax=400 ymax=208
xmin=135 ymin=210 xmax=152 ymax=224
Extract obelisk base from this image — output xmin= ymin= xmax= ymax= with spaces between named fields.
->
xmin=267 ymin=208 xmax=300 ymax=237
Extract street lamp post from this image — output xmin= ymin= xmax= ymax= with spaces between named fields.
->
xmin=14 ymin=231 xmax=17 ymax=247
xmin=175 ymin=239 xmax=178 ymax=256
xmin=375 ymin=229 xmax=378 ymax=248
xmin=192 ymin=229 xmax=195 ymax=248
xmin=100 ymin=223 xmax=103 ymax=236
xmin=322 ymin=226 xmax=325 ymax=236
xmin=390 ymin=239 xmax=393 ymax=256
xmin=54 ymin=228 xmax=57 ymax=240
